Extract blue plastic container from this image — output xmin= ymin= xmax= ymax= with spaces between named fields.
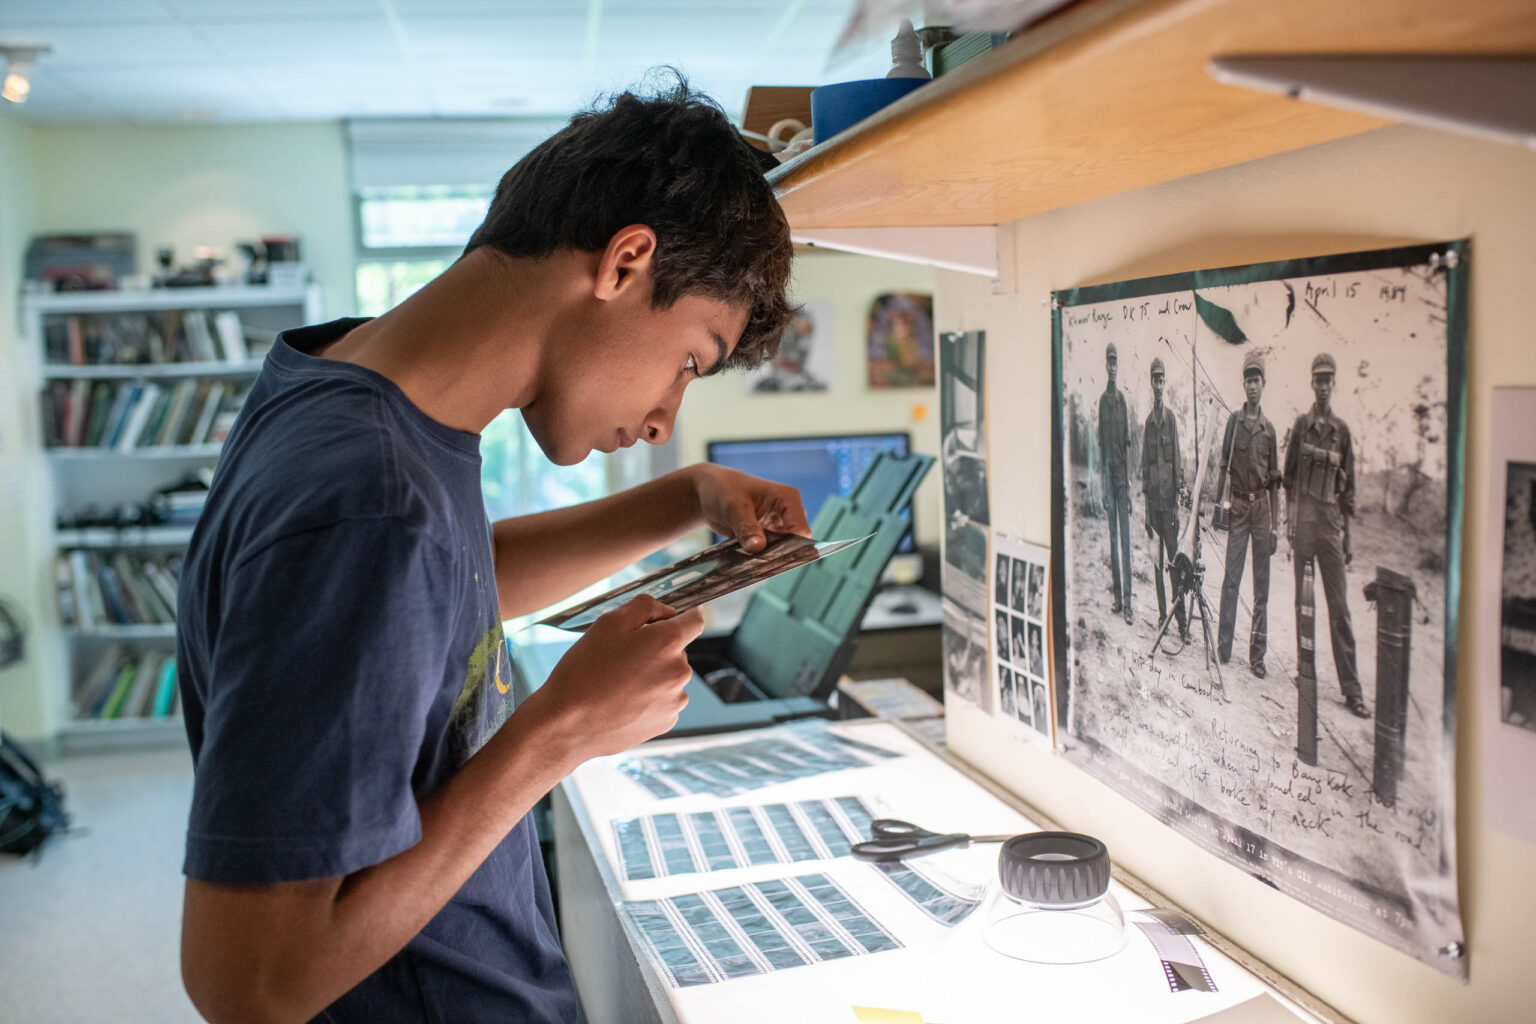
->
xmin=810 ymin=77 xmax=928 ymax=144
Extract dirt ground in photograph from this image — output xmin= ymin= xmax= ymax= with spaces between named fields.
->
xmin=1061 ymin=464 xmax=1450 ymax=900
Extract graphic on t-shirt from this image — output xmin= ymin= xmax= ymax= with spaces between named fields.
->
xmin=450 ymin=619 xmax=514 ymax=764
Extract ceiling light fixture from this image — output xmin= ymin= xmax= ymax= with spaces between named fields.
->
xmin=1 ymin=45 xmax=51 ymax=105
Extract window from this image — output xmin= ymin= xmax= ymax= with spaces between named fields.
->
xmin=350 ymin=185 xmax=660 ymax=531
xmin=353 ymin=186 xmax=489 ymax=316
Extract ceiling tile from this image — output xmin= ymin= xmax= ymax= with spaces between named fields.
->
xmin=196 ymin=17 xmax=398 ymax=62
xmin=0 ymin=0 xmax=168 ymax=26
xmin=389 ymin=0 xmax=589 ymax=13
xmin=401 ymin=13 xmax=588 ymax=62
xmin=2 ymin=22 xmax=217 ymax=70
xmin=162 ymin=0 xmax=381 ymax=16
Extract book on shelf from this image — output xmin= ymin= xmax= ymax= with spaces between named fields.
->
xmin=213 ymin=310 xmax=250 ymax=362
xmin=58 ymin=550 xmax=181 ymax=628
xmin=189 ymin=382 xmax=229 ymax=446
xmin=75 ymin=648 xmax=180 ymax=722
xmin=183 ymin=310 xmax=218 ymax=362
xmin=151 ymin=657 xmax=179 ymax=718
xmin=114 ymin=382 xmax=161 ymax=451
xmin=44 ymin=378 xmax=242 ymax=450
xmin=54 ymin=555 xmax=77 ymax=629
xmin=65 ymin=314 xmax=85 ymax=365
xmin=41 ymin=306 xmax=281 ymax=368
xmin=74 ymin=644 xmax=126 ymax=719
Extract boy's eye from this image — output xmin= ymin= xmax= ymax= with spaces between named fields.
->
xmin=683 ymin=354 xmax=699 ymax=377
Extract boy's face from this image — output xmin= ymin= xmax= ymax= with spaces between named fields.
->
xmin=524 ymin=290 xmax=748 ymax=466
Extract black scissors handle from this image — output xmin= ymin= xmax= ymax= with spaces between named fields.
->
xmin=851 ymin=818 xmax=973 ymax=863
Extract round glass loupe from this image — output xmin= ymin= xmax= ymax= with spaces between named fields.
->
xmin=982 ymin=831 xmax=1127 ymax=965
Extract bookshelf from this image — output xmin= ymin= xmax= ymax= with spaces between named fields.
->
xmin=20 ymin=283 xmax=323 ymax=751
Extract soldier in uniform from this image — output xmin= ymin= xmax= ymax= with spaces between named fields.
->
xmin=1284 ymin=352 xmax=1369 ymax=719
xmin=1098 ymin=342 xmax=1133 ymax=624
xmin=1215 ymin=352 xmax=1280 ymax=678
xmin=1142 ymin=357 xmax=1189 ymax=642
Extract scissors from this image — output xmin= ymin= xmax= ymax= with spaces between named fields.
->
xmin=851 ymin=818 xmax=1014 ymax=863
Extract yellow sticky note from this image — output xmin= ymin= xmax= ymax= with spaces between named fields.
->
xmin=851 ymin=1007 xmax=928 ymax=1024
xmin=910 ymin=403 xmax=930 ymax=422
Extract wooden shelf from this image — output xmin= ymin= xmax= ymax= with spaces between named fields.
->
xmin=767 ymin=0 xmax=1536 ymax=230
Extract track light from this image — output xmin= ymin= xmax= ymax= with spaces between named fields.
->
xmin=1 ymin=45 xmax=50 ymax=105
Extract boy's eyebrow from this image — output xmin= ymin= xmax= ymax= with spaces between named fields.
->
xmin=700 ymin=331 xmax=730 ymax=377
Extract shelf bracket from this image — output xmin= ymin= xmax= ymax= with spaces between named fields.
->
xmin=1208 ymin=55 xmax=1536 ymax=150
xmin=790 ymin=226 xmax=1002 ymax=278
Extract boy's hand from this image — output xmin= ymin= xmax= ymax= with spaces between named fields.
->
xmin=537 ymin=595 xmax=704 ymax=759
xmin=690 ymin=464 xmax=811 ymax=553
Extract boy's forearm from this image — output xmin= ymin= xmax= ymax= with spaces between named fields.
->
xmin=491 ymin=466 xmax=705 ymax=618
xmin=183 ymin=701 xmax=584 ymax=1024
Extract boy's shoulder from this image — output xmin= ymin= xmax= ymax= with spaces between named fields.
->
xmin=210 ymin=331 xmax=481 ymax=551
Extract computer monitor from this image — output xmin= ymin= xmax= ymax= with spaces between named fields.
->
xmin=705 ymin=432 xmax=916 ymax=553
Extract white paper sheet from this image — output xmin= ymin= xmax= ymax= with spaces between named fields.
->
xmin=567 ymin=721 xmax=1320 ymax=1024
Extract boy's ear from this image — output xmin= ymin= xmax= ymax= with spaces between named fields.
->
xmin=594 ymin=224 xmax=657 ymax=301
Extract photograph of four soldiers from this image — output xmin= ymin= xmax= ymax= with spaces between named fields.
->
xmin=1097 ymin=341 xmax=1371 ymax=720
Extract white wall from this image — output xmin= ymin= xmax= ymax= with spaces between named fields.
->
xmin=0 ymin=112 xmax=45 ymax=736
xmin=939 ymin=124 xmax=1536 ymax=1023
xmin=677 ymin=250 xmax=941 ymax=549
xmin=30 ymin=121 xmax=354 ymax=318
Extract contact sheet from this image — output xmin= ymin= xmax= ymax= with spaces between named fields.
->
xmin=623 ymin=873 xmax=903 ymax=988
xmin=617 ymin=722 xmax=901 ymax=800
xmin=612 ymin=796 xmax=877 ymax=881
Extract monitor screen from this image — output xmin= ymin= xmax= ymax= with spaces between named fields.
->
xmin=705 ymin=432 xmax=916 ymax=553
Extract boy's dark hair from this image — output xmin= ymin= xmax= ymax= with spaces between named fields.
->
xmin=465 ymin=72 xmax=795 ymax=371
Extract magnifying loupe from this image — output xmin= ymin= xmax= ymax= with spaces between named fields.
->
xmin=982 ymin=832 xmax=1127 ymax=965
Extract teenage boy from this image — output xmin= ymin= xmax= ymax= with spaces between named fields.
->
xmin=176 ymin=81 xmax=806 ymax=1024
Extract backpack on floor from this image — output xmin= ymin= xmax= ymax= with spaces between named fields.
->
xmin=0 ymin=731 xmax=69 ymax=857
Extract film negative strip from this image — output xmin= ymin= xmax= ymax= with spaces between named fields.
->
xmin=612 ymin=796 xmax=877 ymax=881
xmin=1133 ymin=914 xmax=1217 ymax=993
xmin=617 ymin=726 xmax=901 ymax=800
xmin=622 ymin=873 xmax=903 ymax=988
xmin=870 ymin=860 xmax=985 ymax=926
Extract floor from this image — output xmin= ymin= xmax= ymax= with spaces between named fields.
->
xmin=0 ymin=745 xmax=203 ymax=1023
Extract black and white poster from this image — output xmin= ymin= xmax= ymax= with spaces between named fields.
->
xmin=941 ymin=329 xmax=992 ymax=714
xmin=1051 ymin=243 xmax=1467 ymax=975
xmin=1482 ymin=388 xmax=1536 ymax=848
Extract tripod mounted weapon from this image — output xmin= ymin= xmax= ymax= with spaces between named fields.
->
xmin=1147 ymin=360 xmax=1225 ymax=691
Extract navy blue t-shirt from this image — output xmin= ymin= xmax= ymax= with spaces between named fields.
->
xmin=177 ymin=318 xmax=579 ymax=1023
